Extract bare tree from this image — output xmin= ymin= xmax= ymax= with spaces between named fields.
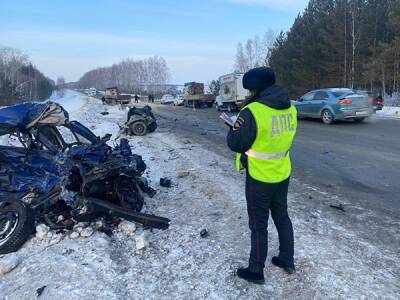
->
xmin=235 ymin=42 xmax=249 ymax=72
xmin=234 ymin=30 xmax=277 ymax=72
xmin=0 ymin=46 xmax=53 ymax=105
xmin=78 ymin=56 xmax=170 ymax=97
xmin=246 ymin=39 xmax=254 ymax=69
xmin=262 ymin=29 xmax=277 ymax=66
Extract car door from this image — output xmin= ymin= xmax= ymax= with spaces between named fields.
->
xmin=309 ymin=91 xmax=329 ymax=117
xmin=296 ymin=91 xmax=316 ymax=116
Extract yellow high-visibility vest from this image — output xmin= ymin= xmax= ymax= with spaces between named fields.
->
xmin=236 ymin=102 xmax=297 ymax=183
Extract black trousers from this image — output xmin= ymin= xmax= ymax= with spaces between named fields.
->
xmin=245 ymin=174 xmax=294 ymax=273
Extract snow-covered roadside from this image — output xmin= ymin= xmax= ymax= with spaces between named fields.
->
xmin=375 ymin=106 xmax=400 ymax=119
xmin=1 ymin=92 xmax=399 ymax=299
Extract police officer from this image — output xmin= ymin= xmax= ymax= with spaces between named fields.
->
xmin=226 ymin=67 xmax=297 ymax=284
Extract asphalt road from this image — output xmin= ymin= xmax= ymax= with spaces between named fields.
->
xmin=149 ymin=103 xmax=399 ymax=214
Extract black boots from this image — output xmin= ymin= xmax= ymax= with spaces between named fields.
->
xmin=271 ymin=256 xmax=296 ymax=274
xmin=237 ymin=257 xmax=295 ymax=284
xmin=236 ymin=268 xmax=265 ymax=284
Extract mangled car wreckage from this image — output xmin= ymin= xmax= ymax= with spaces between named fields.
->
xmin=126 ymin=105 xmax=157 ymax=136
xmin=0 ymin=102 xmax=169 ymax=254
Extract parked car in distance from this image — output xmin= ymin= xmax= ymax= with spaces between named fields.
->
xmin=173 ymin=95 xmax=184 ymax=106
xmin=293 ymin=88 xmax=373 ymax=124
xmin=160 ymin=94 xmax=174 ymax=104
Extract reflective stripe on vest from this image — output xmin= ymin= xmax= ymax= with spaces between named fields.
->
xmin=235 ymin=102 xmax=297 ymax=183
xmin=246 ymin=149 xmax=289 ymax=160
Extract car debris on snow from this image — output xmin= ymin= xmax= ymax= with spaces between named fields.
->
xmin=200 ymin=229 xmax=209 ymax=238
xmin=36 ymin=285 xmax=47 ymax=297
xmin=330 ymin=203 xmax=346 ymax=212
xmin=160 ymin=177 xmax=172 ymax=187
xmin=125 ymin=105 xmax=157 ymax=136
xmin=0 ymin=101 xmax=170 ymax=254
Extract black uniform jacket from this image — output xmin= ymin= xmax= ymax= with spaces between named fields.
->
xmin=226 ymin=84 xmax=292 ymax=168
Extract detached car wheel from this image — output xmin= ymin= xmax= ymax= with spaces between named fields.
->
xmin=322 ymin=109 xmax=334 ymax=124
xmin=0 ymin=201 xmax=35 ymax=254
xmin=130 ymin=121 xmax=148 ymax=136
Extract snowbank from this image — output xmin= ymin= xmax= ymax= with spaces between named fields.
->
xmin=375 ymin=106 xmax=400 ymax=119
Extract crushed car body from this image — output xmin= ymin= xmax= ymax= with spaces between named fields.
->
xmin=0 ymin=101 xmax=169 ymax=254
xmin=126 ymin=105 xmax=157 ymax=136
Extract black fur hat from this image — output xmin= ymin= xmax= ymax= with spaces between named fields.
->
xmin=242 ymin=67 xmax=276 ymax=91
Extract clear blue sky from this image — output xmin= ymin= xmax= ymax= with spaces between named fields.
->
xmin=0 ymin=0 xmax=308 ymax=84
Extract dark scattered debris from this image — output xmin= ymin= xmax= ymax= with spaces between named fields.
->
xmin=62 ymin=249 xmax=74 ymax=256
xmin=36 ymin=286 xmax=46 ymax=297
xmin=160 ymin=178 xmax=172 ymax=188
xmin=330 ymin=204 xmax=345 ymax=212
xmin=308 ymin=195 xmax=313 ymax=200
xmin=100 ymin=111 xmax=109 ymax=115
xmin=200 ymin=229 xmax=209 ymax=238
xmin=200 ymin=132 xmax=207 ymax=136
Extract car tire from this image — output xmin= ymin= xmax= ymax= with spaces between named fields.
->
xmin=130 ymin=121 xmax=148 ymax=136
xmin=322 ymin=109 xmax=334 ymax=124
xmin=0 ymin=201 xmax=35 ymax=254
xmin=354 ymin=117 xmax=365 ymax=123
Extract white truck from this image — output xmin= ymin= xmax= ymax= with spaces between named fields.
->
xmin=87 ymin=87 xmax=97 ymax=97
xmin=216 ymin=73 xmax=249 ymax=112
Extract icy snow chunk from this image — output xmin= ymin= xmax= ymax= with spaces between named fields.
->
xmin=69 ymin=232 xmax=80 ymax=239
xmin=136 ymin=233 xmax=150 ymax=250
xmin=0 ymin=255 xmax=21 ymax=275
xmin=49 ymin=233 xmax=63 ymax=245
xmin=80 ymin=227 xmax=94 ymax=238
xmin=118 ymin=220 xmax=137 ymax=235
xmin=35 ymin=224 xmax=50 ymax=240
xmin=73 ymin=222 xmax=87 ymax=233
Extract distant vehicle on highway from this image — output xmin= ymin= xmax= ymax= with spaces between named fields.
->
xmin=87 ymin=87 xmax=97 ymax=97
xmin=293 ymin=88 xmax=373 ymax=124
xmin=102 ymin=87 xmax=131 ymax=105
xmin=183 ymin=82 xmax=215 ymax=108
xmin=173 ymin=95 xmax=184 ymax=106
xmin=216 ymin=73 xmax=250 ymax=112
xmin=160 ymin=94 xmax=174 ymax=104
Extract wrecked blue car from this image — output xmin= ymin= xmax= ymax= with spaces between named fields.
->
xmin=0 ymin=102 xmax=169 ymax=254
